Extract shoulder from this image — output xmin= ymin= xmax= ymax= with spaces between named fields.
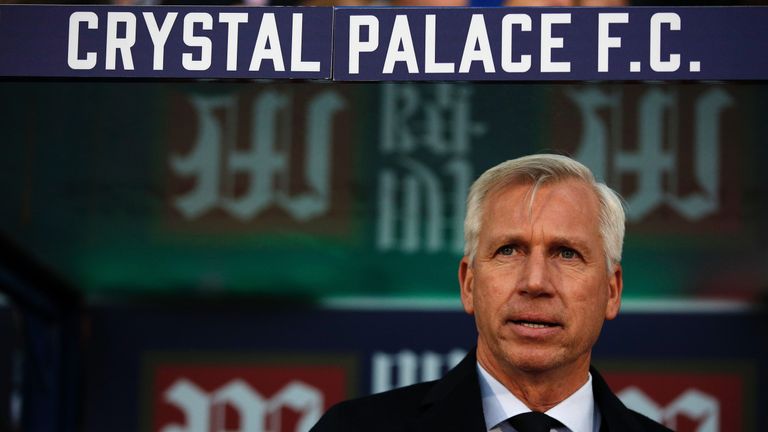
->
xmin=590 ymin=367 xmax=673 ymax=432
xmin=310 ymin=380 xmax=436 ymax=432
xmin=311 ymin=350 xmax=486 ymax=432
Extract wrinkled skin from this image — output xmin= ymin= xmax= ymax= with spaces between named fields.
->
xmin=459 ymin=179 xmax=622 ymax=409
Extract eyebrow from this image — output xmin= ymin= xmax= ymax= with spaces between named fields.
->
xmin=548 ymin=236 xmax=592 ymax=252
xmin=485 ymin=234 xmax=593 ymax=253
xmin=486 ymin=234 xmax=526 ymax=248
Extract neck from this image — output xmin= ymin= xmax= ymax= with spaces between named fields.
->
xmin=476 ymin=347 xmax=590 ymax=412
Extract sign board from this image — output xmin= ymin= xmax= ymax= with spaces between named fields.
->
xmin=2 ymin=6 xmax=768 ymax=80
xmin=0 ymin=6 xmax=333 ymax=79
xmin=333 ymin=7 xmax=768 ymax=81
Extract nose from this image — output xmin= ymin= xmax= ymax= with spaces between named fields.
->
xmin=516 ymin=251 xmax=554 ymax=298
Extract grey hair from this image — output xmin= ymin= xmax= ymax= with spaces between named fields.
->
xmin=463 ymin=154 xmax=626 ymax=270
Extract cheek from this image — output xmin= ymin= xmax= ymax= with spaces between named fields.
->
xmin=555 ymin=264 xmax=593 ymax=286
xmin=472 ymin=274 xmax=509 ymax=319
xmin=564 ymin=276 xmax=610 ymax=327
xmin=576 ymin=294 xmax=610 ymax=343
xmin=563 ymin=269 xmax=609 ymax=300
xmin=477 ymin=274 xmax=509 ymax=302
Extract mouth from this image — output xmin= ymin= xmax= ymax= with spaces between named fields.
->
xmin=507 ymin=319 xmax=562 ymax=338
xmin=512 ymin=320 xmax=561 ymax=329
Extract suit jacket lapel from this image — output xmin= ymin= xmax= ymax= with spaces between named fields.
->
xmin=407 ymin=355 xmax=649 ymax=432
xmin=591 ymin=366 xmax=644 ymax=432
xmin=410 ymin=349 xmax=487 ymax=432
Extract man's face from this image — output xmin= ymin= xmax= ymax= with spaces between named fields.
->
xmin=459 ymin=179 xmax=622 ymax=377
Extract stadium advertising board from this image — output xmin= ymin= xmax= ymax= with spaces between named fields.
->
xmin=144 ymin=354 xmax=355 ymax=432
xmin=603 ymin=366 xmax=753 ymax=431
xmin=112 ymin=310 xmax=764 ymax=432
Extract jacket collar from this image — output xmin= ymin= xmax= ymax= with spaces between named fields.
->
xmin=590 ymin=366 xmax=649 ymax=432
xmin=410 ymin=349 xmax=487 ymax=432
xmin=409 ymin=350 xmax=653 ymax=432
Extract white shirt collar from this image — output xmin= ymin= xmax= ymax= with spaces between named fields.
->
xmin=477 ymin=362 xmax=599 ymax=432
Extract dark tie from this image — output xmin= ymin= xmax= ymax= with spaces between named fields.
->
xmin=506 ymin=412 xmax=564 ymax=432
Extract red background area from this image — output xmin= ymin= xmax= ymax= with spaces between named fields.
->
xmin=150 ymin=362 xmax=350 ymax=432
xmin=602 ymin=371 xmax=743 ymax=432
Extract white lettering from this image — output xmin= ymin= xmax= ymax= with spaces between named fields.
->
xmin=459 ymin=15 xmax=495 ymax=73
xmin=159 ymin=378 xmax=324 ymax=432
xmin=106 ymin=12 xmax=136 ymax=71
xmin=378 ymin=84 xmax=482 ymax=253
xmin=618 ymin=386 xmax=720 ymax=431
xmin=371 ymin=349 xmax=466 ymax=393
xmin=219 ymin=12 xmax=248 ymax=72
xmin=143 ymin=12 xmax=177 ymax=71
xmin=249 ymin=13 xmax=285 ymax=72
xmin=383 ymin=15 xmax=419 ymax=74
xmin=541 ymin=13 xmax=571 ymax=73
xmin=349 ymin=15 xmax=379 ymax=74
xmin=650 ymin=12 xmax=681 ymax=72
xmin=291 ymin=13 xmax=321 ymax=72
xmin=171 ymin=89 xmax=346 ymax=221
xmin=501 ymin=14 xmax=532 ymax=73
xmin=67 ymin=12 xmax=98 ymax=70
xmin=569 ymin=86 xmax=731 ymax=222
xmin=424 ymin=15 xmax=454 ymax=74
xmin=598 ymin=13 xmax=628 ymax=73
xmin=182 ymin=13 xmax=213 ymax=71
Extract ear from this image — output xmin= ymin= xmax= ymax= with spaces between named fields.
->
xmin=459 ymin=256 xmax=475 ymax=316
xmin=604 ymin=263 xmax=623 ymax=320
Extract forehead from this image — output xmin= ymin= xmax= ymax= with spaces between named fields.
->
xmin=481 ymin=178 xmax=602 ymax=239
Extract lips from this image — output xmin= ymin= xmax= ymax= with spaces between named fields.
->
xmin=508 ymin=314 xmax=562 ymax=328
xmin=506 ymin=314 xmax=563 ymax=337
xmin=515 ymin=321 xmax=558 ymax=329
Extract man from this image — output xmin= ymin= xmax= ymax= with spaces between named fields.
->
xmin=311 ymin=154 xmax=671 ymax=432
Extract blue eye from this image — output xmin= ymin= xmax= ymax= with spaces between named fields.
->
xmin=559 ymin=248 xmax=577 ymax=259
xmin=498 ymin=245 xmax=516 ymax=256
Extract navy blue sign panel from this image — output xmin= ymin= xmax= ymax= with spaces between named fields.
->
xmin=3 ymin=6 xmax=768 ymax=81
xmin=333 ymin=7 xmax=768 ymax=81
xmin=0 ymin=5 xmax=333 ymax=79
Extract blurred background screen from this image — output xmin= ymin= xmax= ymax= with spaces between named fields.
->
xmin=1 ymin=81 xmax=765 ymax=302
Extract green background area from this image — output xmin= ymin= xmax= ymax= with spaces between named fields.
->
xmin=0 ymin=81 xmax=765 ymax=302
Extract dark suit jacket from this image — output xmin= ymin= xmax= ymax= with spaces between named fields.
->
xmin=311 ymin=350 xmax=672 ymax=432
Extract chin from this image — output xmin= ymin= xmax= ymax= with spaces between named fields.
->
xmin=505 ymin=349 xmax=564 ymax=374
